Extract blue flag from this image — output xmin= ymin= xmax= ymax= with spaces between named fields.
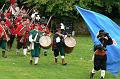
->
xmin=76 ymin=6 xmax=120 ymax=76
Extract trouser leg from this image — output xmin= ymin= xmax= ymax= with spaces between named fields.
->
xmin=53 ymin=48 xmax=59 ymax=64
xmin=43 ymin=49 xmax=47 ymax=56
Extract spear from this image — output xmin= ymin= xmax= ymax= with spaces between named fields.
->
xmin=17 ymin=5 xmax=24 ymax=15
xmin=27 ymin=7 xmax=34 ymax=15
xmin=26 ymin=9 xmax=29 ymax=14
xmin=0 ymin=3 xmax=6 ymax=13
xmin=46 ymin=13 xmax=55 ymax=27
xmin=14 ymin=5 xmax=24 ymax=19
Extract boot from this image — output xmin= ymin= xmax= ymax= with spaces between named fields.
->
xmin=54 ymin=58 xmax=57 ymax=64
xmin=16 ymin=49 xmax=20 ymax=56
xmin=100 ymin=77 xmax=104 ymax=79
xmin=2 ymin=51 xmax=7 ymax=58
xmin=29 ymin=60 xmax=33 ymax=65
xmin=44 ymin=51 xmax=47 ymax=56
xmin=62 ymin=59 xmax=67 ymax=65
xmin=43 ymin=49 xmax=47 ymax=56
xmin=90 ymin=72 xmax=95 ymax=79
xmin=2 ymin=51 xmax=5 ymax=57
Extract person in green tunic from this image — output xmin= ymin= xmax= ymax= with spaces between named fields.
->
xmin=29 ymin=25 xmax=43 ymax=65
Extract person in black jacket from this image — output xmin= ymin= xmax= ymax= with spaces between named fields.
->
xmin=90 ymin=29 xmax=113 ymax=79
xmin=52 ymin=26 xmax=67 ymax=65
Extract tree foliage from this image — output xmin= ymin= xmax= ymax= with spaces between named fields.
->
xmin=0 ymin=0 xmax=120 ymax=19
xmin=24 ymin=0 xmax=78 ymax=19
xmin=0 ymin=0 xmax=5 ymax=7
xmin=23 ymin=0 xmax=120 ymax=19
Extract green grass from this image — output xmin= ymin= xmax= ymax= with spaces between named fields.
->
xmin=0 ymin=36 xmax=119 ymax=79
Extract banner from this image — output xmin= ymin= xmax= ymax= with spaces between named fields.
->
xmin=76 ymin=6 xmax=120 ymax=76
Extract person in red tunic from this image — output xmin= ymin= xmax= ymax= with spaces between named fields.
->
xmin=0 ymin=19 xmax=10 ymax=58
xmin=5 ymin=15 xmax=16 ymax=50
xmin=15 ymin=16 xmax=31 ymax=56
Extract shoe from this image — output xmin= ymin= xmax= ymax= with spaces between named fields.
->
xmin=90 ymin=72 xmax=95 ymax=79
xmin=34 ymin=63 xmax=38 ymax=65
xmin=7 ymin=49 xmax=9 ymax=51
xmin=16 ymin=52 xmax=20 ymax=56
xmin=16 ymin=49 xmax=20 ymax=56
xmin=29 ymin=60 xmax=32 ymax=65
xmin=4 ymin=55 xmax=7 ymax=58
xmin=44 ymin=53 xmax=47 ymax=56
xmin=54 ymin=58 xmax=57 ymax=64
xmin=62 ymin=59 xmax=67 ymax=65
xmin=100 ymin=77 xmax=104 ymax=79
xmin=44 ymin=52 xmax=47 ymax=56
xmin=62 ymin=63 xmax=67 ymax=65
xmin=2 ymin=51 xmax=5 ymax=57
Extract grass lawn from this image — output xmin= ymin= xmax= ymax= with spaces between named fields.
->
xmin=0 ymin=36 xmax=119 ymax=79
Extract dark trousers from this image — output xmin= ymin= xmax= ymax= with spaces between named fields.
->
xmin=53 ymin=47 xmax=65 ymax=57
xmin=0 ymin=37 xmax=6 ymax=50
xmin=7 ymin=35 xmax=15 ymax=49
xmin=94 ymin=54 xmax=107 ymax=71
xmin=16 ymin=36 xmax=27 ymax=49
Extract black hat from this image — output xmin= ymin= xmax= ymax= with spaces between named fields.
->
xmin=99 ymin=29 xmax=104 ymax=33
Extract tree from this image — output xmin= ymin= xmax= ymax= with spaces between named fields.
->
xmin=20 ymin=0 xmax=120 ymax=19
xmin=1 ymin=0 xmax=120 ymax=19
xmin=0 ymin=0 xmax=10 ymax=12
xmin=0 ymin=0 xmax=5 ymax=7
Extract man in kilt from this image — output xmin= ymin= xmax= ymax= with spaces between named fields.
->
xmin=90 ymin=30 xmax=113 ymax=79
xmin=29 ymin=24 xmax=43 ymax=65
